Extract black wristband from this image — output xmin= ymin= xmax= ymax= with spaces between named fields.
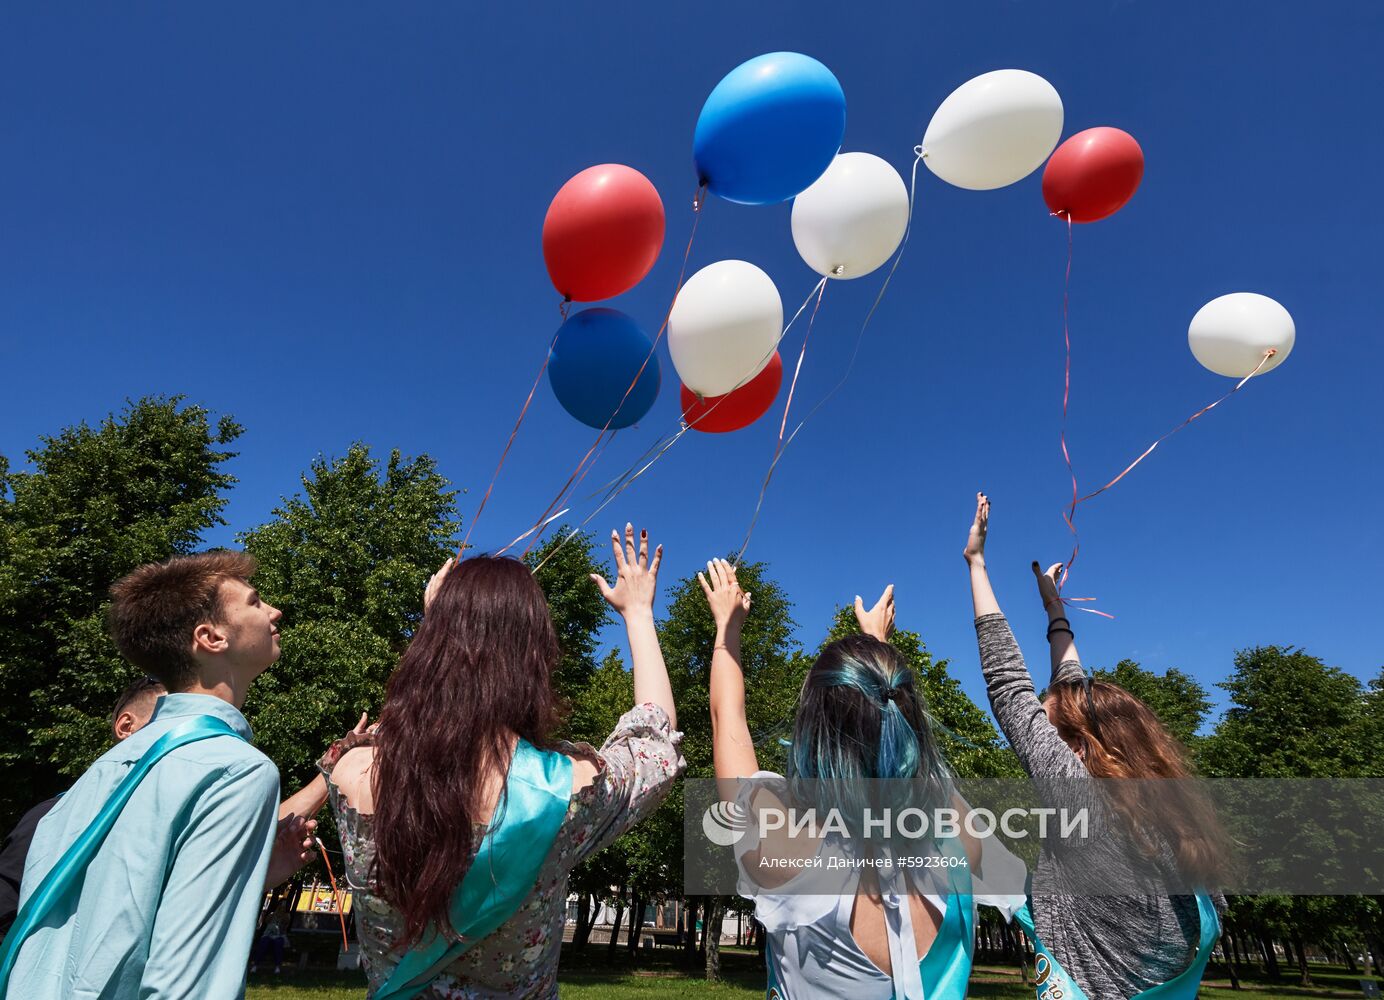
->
xmin=1046 ymin=616 xmax=1071 ymax=629
xmin=1046 ymin=626 xmax=1075 ymax=640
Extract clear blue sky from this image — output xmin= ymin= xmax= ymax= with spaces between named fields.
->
xmin=3 ymin=3 xmax=1381 ymax=730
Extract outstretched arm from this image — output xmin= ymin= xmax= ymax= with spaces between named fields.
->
xmin=1033 ymin=562 xmax=1086 ymax=685
xmin=592 ymin=524 xmax=676 ymax=730
xmin=963 ymin=493 xmax=1087 ymax=783
xmin=700 ymin=558 xmax=757 ymax=802
xmin=965 ymin=493 xmax=1001 ymax=618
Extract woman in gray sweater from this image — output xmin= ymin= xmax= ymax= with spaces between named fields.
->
xmin=963 ymin=492 xmax=1225 ymax=999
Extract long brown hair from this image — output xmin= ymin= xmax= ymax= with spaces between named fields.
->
xmin=1046 ymin=680 xmax=1227 ymax=886
xmin=371 ymin=556 xmax=566 ymax=947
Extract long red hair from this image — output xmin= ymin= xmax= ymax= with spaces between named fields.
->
xmin=371 ymin=556 xmax=566 ymax=947
xmin=1047 ymin=680 xmax=1227 ymax=886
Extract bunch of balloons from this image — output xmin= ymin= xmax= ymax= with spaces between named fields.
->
xmin=539 ymin=53 xmax=1293 ymax=440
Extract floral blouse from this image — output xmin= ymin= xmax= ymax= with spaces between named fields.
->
xmin=316 ymin=703 xmax=684 ymax=999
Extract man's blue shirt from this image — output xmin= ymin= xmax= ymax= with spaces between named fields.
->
xmin=10 ymin=693 xmax=279 ymax=999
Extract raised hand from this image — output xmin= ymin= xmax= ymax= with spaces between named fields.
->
xmin=1032 ymin=561 xmax=1064 ymax=612
xmin=698 ymin=558 xmax=752 ymax=634
xmin=590 ymin=523 xmax=663 ymax=619
xmin=964 ymin=492 xmax=990 ymax=567
xmin=424 ymin=557 xmax=455 ymax=612
xmin=854 ymin=584 xmax=896 ymax=642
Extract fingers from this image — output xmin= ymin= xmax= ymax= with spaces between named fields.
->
xmin=707 ymin=559 xmax=724 ymax=591
xmin=697 ymin=571 xmax=713 ymax=600
xmin=610 ymin=529 xmax=626 ymax=569
xmin=650 ymin=544 xmax=663 ymax=575
xmin=354 ymin=712 xmax=369 ymax=734
xmin=854 ymin=594 xmax=866 ymax=618
xmin=589 ymin=572 xmax=614 ymax=601
xmin=1046 ymin=563 xmax=1063 ymax=580
xmin=1032 ymin=560 xmax=1042 ymax=577
xmin=880 ymin=583 xmax=895 ymax=609
xmin=624 ymin=523 xmax=637 ymax=566
xmin=637 ymin=528 xmax=649 ymax=568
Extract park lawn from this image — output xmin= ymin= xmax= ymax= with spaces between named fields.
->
xmin=246 ymin=954 xmax=1381 ymax=999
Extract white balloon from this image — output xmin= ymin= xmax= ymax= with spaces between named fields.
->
xmin=1188 ymin=293 xmax=1295 ymax=378
xmin=922 ymin=69 xmax=1064 ymax=191
xmin=669 ymin=260 xmax=783 ymax=397
xmin=791 ymin=152 xmax=909 ymax=280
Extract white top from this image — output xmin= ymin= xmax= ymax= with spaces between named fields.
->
xmin=733 ymin=771 xmax=1026 ymax=1000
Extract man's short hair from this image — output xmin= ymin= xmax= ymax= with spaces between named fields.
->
xmin=108 ymin=552 xmax=258 ymax=691
xmin=110 ymin=675 xmax=167 ymax=727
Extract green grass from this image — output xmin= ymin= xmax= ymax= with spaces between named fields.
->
xmin=245 ymin=949 xmax=1382 ymax=999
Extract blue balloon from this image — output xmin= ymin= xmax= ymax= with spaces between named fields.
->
xmin=693 ymin=52 xmax=846 ymax=206
xmin=548 ymin=308 xmax=660 ymax=430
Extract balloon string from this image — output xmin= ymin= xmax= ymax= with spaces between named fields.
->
xmin=735 ymin=276 xmax=829 ymax=562
xmin=1070 ymin=347 xmax=1276 ymax=509
xmin=314 ymin=837 xmax=350 ymax=953
xmin=731 ymin=146 xmax=927 ymax=564
xmin=457 ymin=325 xmax=563 ymax=558
xmin=1051 ymin=219 xmax=1110 ymax=618
xmin=517 ymin=184 xmax=707 ymax=552
xmin=529 ymin=273 xmax=830 ymax=575
xmin=519 ymin=428 xmax=617 ymax=558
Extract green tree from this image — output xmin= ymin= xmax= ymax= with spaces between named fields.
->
xmin=0 ymin=397 xmax=240 ymax=824
xmin=1201 ymin=646 xmax=1372 ymax=985
xmin=1092 ymin=659 xmax=1211 ymax=748
xmin=1200 ymin=645 xmax=1366 ymax=779
xmin=239 ymin=444 xmax=459 ymax=791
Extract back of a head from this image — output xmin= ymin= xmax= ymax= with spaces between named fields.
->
xmin=788 ymin=635 xmax=954 ymax=837
xmin=110 ymin=675 xmax=168 ymax=736
xmin=372 ymin=554 xmax=565 ymax=947
xmin=108 ymin=551 xmax=258 ymax=691
xmin=1047 ymin=680 xmax=1227 ymax=885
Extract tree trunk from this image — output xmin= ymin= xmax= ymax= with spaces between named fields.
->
xmin=683 ymin=898 xmax=700 ymax=966
xmin=574 ymin=893 xmax=592 ymax=951
xmin=1367 ymin=933 xmax=1384 ymax=977
xmin=1221 ymin=931 xmax=1240 ymax=990
xmin=705 ymin=896 xmax=725 ymax=983
xmin=1258 ymin=934 xmax=1280 ymax=978
xmin=1292 ymin=934 xmax=1311 ymax=987
xmin=607 ymin=888 xmax=626 ymax=959
xmin=626 ymin=896 xmax=645 ymax=954
xmin=1346 ymin=945 xmax=1359 ymax=975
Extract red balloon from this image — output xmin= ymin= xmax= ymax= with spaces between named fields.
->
xmin=543 ymin=164 xmax=665 ymax=302
xmin=681 ymin=353 xmax=783 ymax=433
xmin=1042 ymin=127 xmax=1144 ymax=223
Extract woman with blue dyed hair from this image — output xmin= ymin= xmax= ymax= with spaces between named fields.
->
xmin=702 ymin=558 xmax=1022 ymax=1000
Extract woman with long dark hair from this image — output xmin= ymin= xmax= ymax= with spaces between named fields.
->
xmin=317 ymin=525 xmax=682 ymax=999
xmin=703 ymin=559 xmax=1022 ymax=1000
xmin=964 ymin=492 xmax=1225 ymax=999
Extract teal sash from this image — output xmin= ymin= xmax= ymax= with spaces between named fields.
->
xmin=763 ymin=838 xmax=975 ymax=1000
xmin=373 ymin=739 xmax=572 ymax=1000
xmin=0 ymin=715 xmax=244 ymax=993
xmin=1013 ymin=892 xmax=1220 ymax=1000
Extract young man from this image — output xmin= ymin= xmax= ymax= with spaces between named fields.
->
xmin=6 ymin=552 xmax=288 ymax=998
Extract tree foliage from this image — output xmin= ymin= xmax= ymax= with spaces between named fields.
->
xmin=0 ymin=397 xmax=240 ymax=823
xmin=239 ymin=444 xmax=459 ymax=790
